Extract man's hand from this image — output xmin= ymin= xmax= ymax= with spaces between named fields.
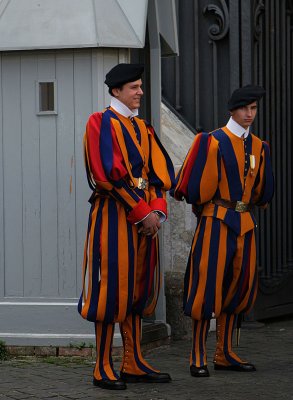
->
xmin=138 ymin=212 xmax=161 ymax=237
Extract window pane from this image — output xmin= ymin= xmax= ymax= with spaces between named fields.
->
xmin=39 ymin=82 xmax=55 ymax=112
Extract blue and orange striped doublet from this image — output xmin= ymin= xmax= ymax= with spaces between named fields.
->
xmin=173 ymin=127 xmax=274 ymax=320
xmin=78 ymin=108 xmax=175 ymax=323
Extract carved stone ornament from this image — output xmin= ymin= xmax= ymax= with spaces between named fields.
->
xmin=253 ymin=0 xmax=265 ymax=41
xmin=203 ymin=0 xmax=229 ymax=41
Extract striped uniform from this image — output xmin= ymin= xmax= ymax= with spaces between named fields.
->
xmin=79 ymin=108 xmax=174 ymax=323
xmin=78 ymin=107 xmax=174 ymax=379
xmin=173 ymin=126 xmax=274 ymax=367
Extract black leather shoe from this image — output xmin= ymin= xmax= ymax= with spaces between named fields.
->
xmin=93 ymin=377 xmax=127 ymax=390
xmin=120 ymin=371 xmax=172 ymax=383
xmin=190 ymin=365 xmax=210 ymax=377
xmin=214 ymin=363 xmax=256 ymax=372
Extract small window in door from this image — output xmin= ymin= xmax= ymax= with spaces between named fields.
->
xmin=36 ymin=80 xmax=57 ymax=115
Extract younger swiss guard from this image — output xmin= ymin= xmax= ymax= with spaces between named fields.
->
xmin=172 ymin=85 xmax=274 ymax=377
xmin=78 ymin=63 xmax=175 ymax=390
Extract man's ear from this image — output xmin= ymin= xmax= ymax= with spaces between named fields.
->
xmin=112 ymin=87 xmax=120 ymax=97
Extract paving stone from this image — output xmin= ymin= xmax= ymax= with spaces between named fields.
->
xmin=0 ymin=318 xmax=292 ymax=400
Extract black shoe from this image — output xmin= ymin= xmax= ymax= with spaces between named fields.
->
xmin=120 ymin=371 xmax=172 ymax=383
xmin=93 ymin=377 xmax=127 ymax=390
xmin=190 ymin=364 xmax=210 ymax=377
xmin=214 ymin=363 xmax=256 ymax=372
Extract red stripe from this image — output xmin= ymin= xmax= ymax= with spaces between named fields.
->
xmin=178 ymin=133 xmax=202 ymax=197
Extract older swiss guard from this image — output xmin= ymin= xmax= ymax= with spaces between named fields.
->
xmin=173 ymin=85 xmax=274 ymax=377
xmin=78 ymin=63 xmax=175 ymax=390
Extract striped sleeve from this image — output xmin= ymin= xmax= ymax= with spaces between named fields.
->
xmin=173 ymin=132 xmax=220 ymax=205
xmin=252 ymin=141 xmax=274 ymax=206
xmin=85 ymin=112 xmax=152 ymax=223
xmin=146 ymin=125 xmax=175 ymax=216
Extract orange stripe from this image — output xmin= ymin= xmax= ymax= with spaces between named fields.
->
xmin=191 ymin=218 xmax=213 ymax=320
xmin=93 ymin=322 xmax=103 ymax=380
xmin=202 ymin=321 xmax=208 ymax=365
xmin=195 ymin=320 xmax=202 ymax=367
xmin=199 ymin=137 xmax=219 ymax=202
xmin=135 ymin=118 xmax=150 ymax=174
xmin=96 ymin=201 xmax=109 ymax=321
xmin=149 ymin=133 xmax=171 ymax=189
xmin=227 ymin=315 xmax=234 ymax=353
xmin=236 ymin=231 xmax=257 ymax=312
xmin=187 ymin=221 xmax=202 ymax=299
xmin=103 ymin=324 xmax=116 ymax=380
xmin=134 ymin=236 xmax=147 ymax=303
xmin=215 ymin=222 xmax=228 ymax=317
xmin=81 ymin=205 xmax=99 ymax=319
xmin=117 ymin=206 xmax=129 ymax=321
xmin=218 ymin=158 xmax=231 ymax=200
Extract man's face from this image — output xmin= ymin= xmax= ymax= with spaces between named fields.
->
xmin=112 ymin=79 xmax=143 ymax=110
xmin=230 ymin=101 xmax=258 ymax=129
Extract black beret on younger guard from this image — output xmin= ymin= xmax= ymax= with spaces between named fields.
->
xmin=228 ymin=85 xmax=265 ymax=111
xmin=104 ymin=63 xmax=144 ymax=88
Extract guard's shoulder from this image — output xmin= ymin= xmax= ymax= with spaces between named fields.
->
xmin=262 ymin=140 xmax=271 ymax=150
xmin=208 ymin=128 xmax=222 ymax=143
xmin=88 ymin=111 xmax=103 ymax=121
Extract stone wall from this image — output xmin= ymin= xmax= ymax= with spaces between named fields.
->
xmin=160 ymin=103 xmax=196 ymax=338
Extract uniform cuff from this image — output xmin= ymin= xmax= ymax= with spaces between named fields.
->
xmin=127 ymin=199 xmax=152 ymax=224
xmin=149 ymin=198 xmax=168 ymax=218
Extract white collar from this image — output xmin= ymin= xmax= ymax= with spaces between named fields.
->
xmin=110 ymin=97 xmax=139 ymax=119
xmin=226 ymin=117 xmax=250 ymax=138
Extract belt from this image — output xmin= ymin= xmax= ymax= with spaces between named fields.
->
xmin=129 ymin=177 xmax=149 ymax=190
xmin=211 ymin=198 xmax=254 ymax=212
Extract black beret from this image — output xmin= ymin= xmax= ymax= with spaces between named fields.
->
xmin=228 ymin=85 xmax=265 ymax=111
xmin=104 ymin=63 xmax=144 ymax=88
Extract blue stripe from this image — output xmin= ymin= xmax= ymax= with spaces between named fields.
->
xmin=87 ymin=199 xmax=105 ymax=322
xmin=258 ymin=142 xmax=274 ymax=205
xmin=187 ymin=133 xmax=209 ymax=204
xmin=100 ymin=111 xmax=114 ymax=177
xmin=213 ymin=129 xmax=243 ymax=200
xmin=98 ymin=323 xmax=109 ymax=379
xmin=223 ymin=209 xmax=241 ymax=235
xmin=132 ymin=118 xmax=141 ymax=144
xmin=203 ymin=219 xmax=221 ymax=319
xmin=222 ymin=228 xmax=237 ymax=307
xmin=225 ymin=231 xmax=252 ymax=314
xmin=78 ymin=204 xmax=95 ymax=315
xmin=245 ymin=268 xmax=258 ymax=312
xmin=104 ymin=200 xmax=119 ymax=322
xmin=184 ymin=217 xmax=207 ymax=316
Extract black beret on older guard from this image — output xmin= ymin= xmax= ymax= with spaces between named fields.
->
xmin=228 ymin=85 xmax=265 ymax=111
xmin=104 ymin=63 xmax=144 ymax=88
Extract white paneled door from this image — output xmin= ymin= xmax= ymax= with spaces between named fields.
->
xmin=0 ymin=48 xmax=128 ymax=345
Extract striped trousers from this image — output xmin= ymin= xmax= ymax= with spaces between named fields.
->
xmin=94 ymin=313 xmax=158 ymax=381
xmin=190 ymin=313 xmax=248 ymax=367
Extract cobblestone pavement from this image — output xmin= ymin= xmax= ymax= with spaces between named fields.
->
xmin=1 ymin=318 xmax=292 ymax=400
